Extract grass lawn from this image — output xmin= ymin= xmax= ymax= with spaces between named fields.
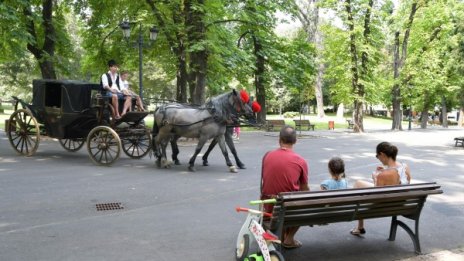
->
xmin=0 ymin=107 xmax=395 ymax=132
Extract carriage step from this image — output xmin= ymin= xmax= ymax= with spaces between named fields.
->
xmin=116 ymin=111 xmax=149 ymax=123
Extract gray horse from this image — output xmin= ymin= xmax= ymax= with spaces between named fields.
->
xmin=152 ymin=90 xmax=253 ymax=172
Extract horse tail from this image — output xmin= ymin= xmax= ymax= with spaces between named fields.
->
xmin=152 ymin=109 xmax=161 ymax=158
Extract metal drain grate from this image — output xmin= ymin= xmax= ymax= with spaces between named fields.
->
xmin=96 ymin=202 xmax=124 ymax=211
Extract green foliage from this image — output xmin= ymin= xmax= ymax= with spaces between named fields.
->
xmin=283 ymin=111 xmax=299 ymax=118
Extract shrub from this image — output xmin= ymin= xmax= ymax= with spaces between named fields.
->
xmin=283 ymin=111 xmax=299 ymax=118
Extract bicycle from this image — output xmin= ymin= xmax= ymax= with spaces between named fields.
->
xmin=235 ymin=198 xmax=285 ymax=261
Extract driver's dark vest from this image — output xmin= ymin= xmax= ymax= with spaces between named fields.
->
xmin=100 ymin=73 xmax=120 ymax=92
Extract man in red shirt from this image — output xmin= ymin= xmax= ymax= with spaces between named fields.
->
xmin=261 ymin=125 xmax=309 ymax=249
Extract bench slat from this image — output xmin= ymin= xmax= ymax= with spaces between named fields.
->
xmin=293 ymin=119 xmax=315 ymax=131
xmin=266 ymin=120 xmax=286 ymax=131
xmin=282 ymin=190 xmax=439 ymax=207
xmin=279 ymin=183 xmax=440 ymax=201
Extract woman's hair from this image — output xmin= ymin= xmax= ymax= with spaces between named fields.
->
xmin=376 ymin=142 xmax=398 ymax=160
xmin=328 ymin=157 xmax=345 ymax=177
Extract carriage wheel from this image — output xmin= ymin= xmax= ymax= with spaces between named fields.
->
xmin=7 ymin=109 xmax=40 ymax=156
xmin=59 ymin=138 xmax=85 ymax=152
xmin=121 ymin=128 xmax=152 ymax=159
xmin=86 ymin=126 xmax=121 ymax=166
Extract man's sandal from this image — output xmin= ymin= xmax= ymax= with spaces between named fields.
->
xmin=350 ymin=228 xmax=366 ymax=235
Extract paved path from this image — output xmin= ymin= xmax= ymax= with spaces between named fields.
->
xmin=0 ymin=126 xmax=463 ymax=261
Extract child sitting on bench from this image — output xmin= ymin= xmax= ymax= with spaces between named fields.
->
xmin=320 ymin=157 xmax=348 ymax=190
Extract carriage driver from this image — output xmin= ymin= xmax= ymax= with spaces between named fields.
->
xmin=101 ymin=59 xmax=131 ymax=119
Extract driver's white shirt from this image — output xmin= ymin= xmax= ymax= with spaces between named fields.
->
xmin=101 ymin=71 xmax=123 ymax=93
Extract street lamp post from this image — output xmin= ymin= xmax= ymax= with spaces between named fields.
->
xmin=120 ymin=21 xmax=158 ymax=100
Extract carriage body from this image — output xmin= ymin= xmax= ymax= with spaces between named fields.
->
xmin=7 ymin=79 xmax=151 ymax=165
xmin=29 ymin=79 xmax=101 ymax=139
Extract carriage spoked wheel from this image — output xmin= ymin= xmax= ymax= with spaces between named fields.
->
xmin=86 ymin=126 xmax=121 ymax=166
xmin=59 ymin=138 xmax=85 ymax=152
xmin=7 ymin=109 xmax=40 ymax=156
xmin=121 ymin=128 xmax=152 ymax=159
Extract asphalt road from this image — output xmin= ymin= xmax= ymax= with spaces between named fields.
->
xmin=1 ymin=126 xmax=463 ymax=261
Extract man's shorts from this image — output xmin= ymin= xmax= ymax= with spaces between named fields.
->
xmin=103 ymin=91 xmax=125 ymax=99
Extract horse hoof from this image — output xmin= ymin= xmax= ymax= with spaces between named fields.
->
xmin=161 ymin=158 xmax=169 ymax=168
xmin=229 ymin=166 xmax=238 ymax=173
xmin=203 ymin=161 xmax=209 ymax=166
xmin=174 ymin=160 xmax=181 ymax=165
xmin=188 ymin=166 xmax=196 ymax=172
xmin=237 ymin=164 xmax=246 ymax=169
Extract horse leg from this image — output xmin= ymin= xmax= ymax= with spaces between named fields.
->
xmin=202 ymin=138 xmax=218 ymax=166
xmin=154 ymin=133 xmax=169 ymax=168
xmin=160 ymin=138 xmax=172 ymax=168
xmin=188 ymin=138 xmax=208 ymax=172
xmin=225 ymin=130 xmax=245 ymax=169
xmin=170 ymin=135 xmax=181 ymax=165
xmin=152 ymin=123 xmax=162 ymax=167
xmin=216 ymin=135 xmax=236 ymax=173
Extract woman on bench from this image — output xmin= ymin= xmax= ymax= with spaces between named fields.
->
xmin=350 ymin=141 xmax=412 ymax=235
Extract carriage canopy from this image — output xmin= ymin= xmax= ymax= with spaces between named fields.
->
xmin=32 ymin=79 xmax=100 ymax=113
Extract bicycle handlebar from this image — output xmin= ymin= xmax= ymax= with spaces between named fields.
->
xmin=249 ymin=198 xmax=276 ymax=205
xmin=235 ymin=207 xmax=272 ymax=217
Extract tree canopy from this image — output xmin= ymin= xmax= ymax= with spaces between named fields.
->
xmin=1 ymin=0 xmax=463 ymax=129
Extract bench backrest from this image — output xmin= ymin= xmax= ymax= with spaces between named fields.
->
xmin=267 ymin=120 xmax=285 ymax=125
xmin=293 ymin=120 xmax=310 ymax=124
xmin=269 ymin=183 xmax=442 ymax=229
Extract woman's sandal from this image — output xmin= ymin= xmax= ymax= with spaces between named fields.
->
xmin=350 ymin=228 xmax=366 ymax=236
xmin=282 ymin=239 xmax=303 ymax=249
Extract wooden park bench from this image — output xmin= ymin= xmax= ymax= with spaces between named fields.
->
xmin=454 ymin=137 xmax=464 ymax=147
xmin=266 ymin=119 xmax=286 ymax=131
xmin=347 ymin=119 xmax=354 ymax=129
xmin=293 ymin=119 xmax=315 ymax=131
xmin=267 ymin=183 xmax=443 ymax=255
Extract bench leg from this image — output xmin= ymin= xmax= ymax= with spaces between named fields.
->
xmin=389 ymin=216 xmax=422 ymax=254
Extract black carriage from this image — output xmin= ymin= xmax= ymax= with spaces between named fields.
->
xmin=7 ymin=79 xmax=151 ymax=166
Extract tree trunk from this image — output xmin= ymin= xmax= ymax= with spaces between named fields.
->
xmin=420 ymin=92 xmax=431 ymax=129
xmin=392 ymin=2 xmax=418 ymax=130
xmin=441 ymin=95 xmax=448 ymax=128
xmin=392 ymin=32 xmax=402 ymax=130
xmin=296 ymin=0 xmax=325 ymax=118
xmin=345 ymin=0 xmax=363 ymax=132
xmin=146 ymin=0 xmax=189 ymax=102
xmin=185 ymin=0 xmax=207 ymax=105
xmin=336 ymin=103 xmax=344 ymax=119
xmin=254 ymin=36 xmax=266 ymax=124
xmin=24 ymin=0 xmax=57 ymax=79
xmin=194 ymin=50 xmax=207 ymax=104
xmin=314 ymin=31 xmax=325 ymax=118
xmin=176 ymin=48 xmax=188 ymax=103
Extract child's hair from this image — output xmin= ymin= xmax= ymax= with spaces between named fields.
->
xmin=328 ymin=157 xmax=345 ymax=178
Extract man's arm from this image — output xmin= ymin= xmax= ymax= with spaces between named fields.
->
xmin=101 ymin=74 xmax=110 ymax=91
xmin=300 ymin=183 xmax=309 ymax=191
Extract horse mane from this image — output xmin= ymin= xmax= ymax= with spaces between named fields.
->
xmin=203 ymin=91 xmax=238 ymax=122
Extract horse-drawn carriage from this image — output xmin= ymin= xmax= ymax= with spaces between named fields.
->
xmin=6 ymin=79 xmax=151 ymax=166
